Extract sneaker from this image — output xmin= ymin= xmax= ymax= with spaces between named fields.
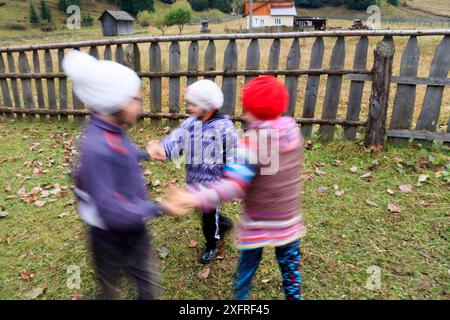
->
xmin=200 ymin=245 xmax=218 ymax=264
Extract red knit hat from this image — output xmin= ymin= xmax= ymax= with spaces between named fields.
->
xmin=242 ymin=75 xmax=289 ymax=120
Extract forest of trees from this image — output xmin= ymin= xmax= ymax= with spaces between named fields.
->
xmin=295 ymin=0 xmax=397 ymax=10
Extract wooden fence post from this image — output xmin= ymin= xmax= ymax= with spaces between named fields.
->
xmin=222 ymin=40 xmax=238 ymax=115
xmin=149 ymin=42 xmax=162 ymax=127
xmin=414 ymin=35 xmax=450 ymax=148
xmin=7 ymin=52 xmax=21 ymax=116
xmin=301 ymin=37 xmax=324 ymax=137
xmin=364 ymin=38 xmax=395 ymax=151
xmin=204 ymin=40 xmax=216 ymax=82
xmin=44 ymin=49 xmax=57 ymax=121
xmin=268 ymin=38 xmax=281 ymax=72
xmin=168 ymin=41 xmax=180 ymax=126
xmin=388 ymin=36 xmax=420 ymax=145
xmin=18 ymin=52 xmax=35 ymax=121
xmin=32 ymin=51 xmax=46 ymax=115
xmin=58 ymin=49 xmax=68 ymax=122
xmin=284 ymin=38 xmax=300 ymax=117
xmin=0 ymin=53 xmax=12 ymax=119
xmin=245 ymin=39 xmax=260 ymax=84
xmin=344 ymin=36 xmax=368 ymax=140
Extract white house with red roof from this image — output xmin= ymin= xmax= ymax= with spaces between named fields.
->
xmin=242 ymin=1 xmax=298 ymax=28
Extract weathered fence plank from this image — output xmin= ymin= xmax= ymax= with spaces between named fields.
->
xmin=7 ymin=52 xmax=21 ymax=113
xmin=387 ymin=129 xmax=450 ymax=142
xmin=344 ymin=36 xmax=368 ymax=140
xmin=115 ymin=44 xmax=124 ymax=65
xmin=32 ymin=51 xmax=45 ymax=112
xmin=104 ymin=45 xmax=112 ymax=60
xmin=318 ymin=36 xmax=345 ymax=140
xmin=415 ymin=35 xmax=450 ymax=147
xmin=268 ymin=38 xmax=281 ymax=71
xmin=245 ymin=39 xmax=260 ymax=84
xmin=187 ymin=41 xmax=199 ymax=86
xmin=301 ymin=37 xmax=324 ymax=137
xmin=364 ymin=38 xmax=395 ymax=151
xmin=149 ymin=43 xmax=162 ymax=126
xmin=204 ymin=40 xmax=216 ymax=82
xmin=0 ymin=53 xmax=12 ymax=118
xmin=389 ymin=36 xmax=420 ymax=145
xmin=284 ymin=38 xmax=300 ymax=117
xmin=89 ymin=46 xmax=99 ymax=59
xmin=18 ymin=52 xmax=35 ymax=120
xmin=124 ymin=44 xmax=141 ymax=71
xmin=44 ymin=49 xmax=57 ymax=120
xmin=222 ymin=40 xmax=238 ymax=115
xmin=58 ymin=49 xmax=68 ymax=121
xmin=169 ymin=41 xmax=181 ymax=125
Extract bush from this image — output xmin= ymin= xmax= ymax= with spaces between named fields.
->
xmin=137 ymin=10 xmax=152 ymax=27
xmin=346 ymin=0 xmax=377 ymax=11
xmin=81 ymin=14 xmax=94 ymax=26
xmin=388 ymin=0 xmax=399 ymax=6
xmin=58 ymin=0 xmax=81 ymax=13
xmin=295 ymin=0 xmax=322 ymax=8
xmin=40 ymin=23 xmax=55 ymax=32
xmin=190 ymin=0 xmax=209 ymax=12
xmin=164 ymin=7 xmax=192 ymax=34
xmin=5 ymin=23 xmax=28 ymax=31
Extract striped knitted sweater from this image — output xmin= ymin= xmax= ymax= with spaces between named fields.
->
xmin=190 ymin=116 xmax=306 ymax=249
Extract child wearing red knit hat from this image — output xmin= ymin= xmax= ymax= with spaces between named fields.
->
xmin=168 ymin=75 xmax=306 ymax=300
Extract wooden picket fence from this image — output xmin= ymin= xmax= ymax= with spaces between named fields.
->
xmin=0 ymin=30 xmax=449 ymax=149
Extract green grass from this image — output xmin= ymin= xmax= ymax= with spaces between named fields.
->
xmin=0 ymin=118 xmax=449 ymax=300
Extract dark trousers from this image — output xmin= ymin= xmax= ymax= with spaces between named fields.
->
xmin=89 ymin=226 xmax=162 ymax=300
xmin=234 ymin=240 xmax=302 ymax=300
xmin=202 ymin=204 xmax=234 ymax=249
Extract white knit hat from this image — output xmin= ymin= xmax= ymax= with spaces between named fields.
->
xmin=63 ymin=50 xmax=141 ymax=115
xmin=185 ymin=79 xmax=224 ymax=111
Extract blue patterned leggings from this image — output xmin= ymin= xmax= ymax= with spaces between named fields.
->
xmin=233 ymin=240 xmax=302 ymax=300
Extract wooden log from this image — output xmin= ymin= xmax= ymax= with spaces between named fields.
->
xmin=284 ymin=38 xmax=301 ymax=117
xmin=364 ymin=38 xmax=395 ymax=151
xmin=1 ymin=68 xmax=371 ymax=79
xmin=168 ymin=41 xmax=181 ymax=126
xmin=344 ymin=36 xmax=369 ymax=140
xmin=187 ymin=41 xmax=199 ymax=86
xmin=245 ymin=39 xmax=260 ymax=84
xmin=149 ymin=42 xmax=162 ymax=127
xmin=32 ymin=51 xmax=46 ymax=111
xmin=115 ymin=44 xmax=124 ymax=65
xmin=388 ymin=36 xmax=420 ymax=145
xmin=301 ymin=37 xmax=324 ymax=137
xmin=7 ymin=52 xmax=21 ymax=114
xmin=222 ymin=39 xmax=238 ymax=115
xmin=2 ymin=30 xmax=450 ymax=53
xmin=415 ymin=35 xmax=450 ymax=147
xmin=204 ymin=40 xmax=216 ymax=82
xmin=0 ymin=107 xmax=366 ymax=126
xmin=386 ymin=129 xmax=450 ymax=142
xmin=318 ymin=36 xmax=345 ymax=140
xmin=58 ymin=49 xmax=68 ymax=121
xmin=104 ymin=45 xmax=112 ymax=60
xmin=44 ymin=49 xmax=57 ymax=120
xmin=0 ymin=53 xmax=12 ymax=119
xmin=268 ymin=38 xmax=281 ymax=71
xmin=18 ymin=52 xmax=35 ymax=121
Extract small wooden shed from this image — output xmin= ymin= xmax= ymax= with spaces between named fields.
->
xmin=99 ymin=10 xmax=135 ymax=36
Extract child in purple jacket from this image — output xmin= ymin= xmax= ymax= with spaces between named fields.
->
xmin=63 ymin=50 xmax=187 ymax=300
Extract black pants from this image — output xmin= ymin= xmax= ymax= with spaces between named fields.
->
xmin=202 ymin=204 xmax=234 ymax=249
xmin=89 ymin=226 xmax=162 ymax=300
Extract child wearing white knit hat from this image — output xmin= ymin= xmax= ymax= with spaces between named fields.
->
xmin=148 ymin=79 xmax=238 ymax=264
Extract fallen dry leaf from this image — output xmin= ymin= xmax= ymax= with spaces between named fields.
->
xmin=350 ymin=166 xmax=358 ymax=173
xmin=34 ymin=200 xmax=47 ymax=208
xmin=188 ymin=240 xmax=198 ymax=248
xmin=333 ymin=184 xmax=340 ymax=191
xmin=399 ymin=184 xmax=412 ymax=193
xmin=315 ymin=168 xmax=326 ymax=176
xmin=360 ymin=172 xmax=372 ymax=180
xmin=335 ymin=190 xmax=345 ymax=197
xmin=5 ymin=184 xmax=12 ymax=192
xmin=365 ymin=200 xmax=379 ymax=207
xmin=24 ymin=287 xmax=45 ymax=300
xmin=197 ymin=267 xmax=210 ymax=280
xmin=318 ymin=186 xmax=328 ymax=193
xmin=386 ymin=189 xmax=395 ymax=195
xmin=387 ymin=203 xmax=402 ymax=213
